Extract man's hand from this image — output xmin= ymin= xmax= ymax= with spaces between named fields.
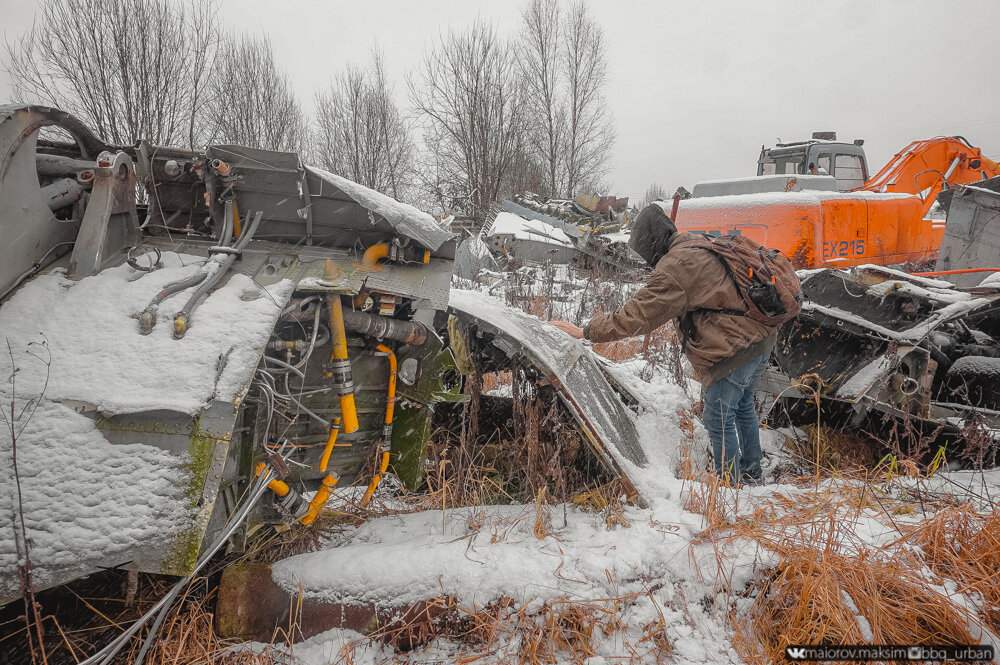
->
xmin=549 ymin=320 xmax=584 ymax=339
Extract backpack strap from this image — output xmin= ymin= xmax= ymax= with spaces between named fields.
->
xmin=672 ymin=234 xmax=755 ymax=351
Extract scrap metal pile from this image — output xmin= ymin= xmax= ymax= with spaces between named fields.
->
xmin=763 ymin=177 xmax=1000 ymax=461
xmin=478 ymin=193 xmax=639 ymax=272
xmin=0 ymin=104 xmax=650 ymax=606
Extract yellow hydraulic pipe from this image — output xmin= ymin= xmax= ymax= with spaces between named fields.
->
xmin=255 ymin=461 xmax=290 ymax=497
xmin=319 ymin=418 xmax=341 ymax=474
xmin=356 ymin=243 xmax=389 ymax=271
xmin=360 ymin=344 xmax=397 ymax=509
xmin=326 ymin=295 xmax=359 ymax=434
xmin=378 ymin=344 xmax=397 ymax=429
xmin=301 ymin=472 xmax=339 ymax=525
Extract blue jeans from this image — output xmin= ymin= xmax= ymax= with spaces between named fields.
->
xmin=703 ymin=351 xmax=769 ymax=484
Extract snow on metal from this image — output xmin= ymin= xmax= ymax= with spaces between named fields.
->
xmin=306 ymin=166 xmax=453 ymax=251
xmin=447 ymin=288 xmax=647 ymax=477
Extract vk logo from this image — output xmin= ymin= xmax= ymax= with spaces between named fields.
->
xmin=786 ymin=647 xmax=807 ymax=660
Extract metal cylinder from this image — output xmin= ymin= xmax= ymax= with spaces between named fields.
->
xmin=36 ymin=154 xmax=97 ymax=176
xmin=41 ymin=177 xmax=86 ymax=210
xmin=341 ymin=309 xmax=428 ymax=345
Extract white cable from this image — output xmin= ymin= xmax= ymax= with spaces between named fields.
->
xmin=80 ymin=467 xmax=278 ymax=665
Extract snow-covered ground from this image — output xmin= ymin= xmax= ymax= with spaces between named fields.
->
xmin=237 ymin=267 xmax=1000 ymax=664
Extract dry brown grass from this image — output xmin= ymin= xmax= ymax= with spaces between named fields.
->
xmin=897 ymin=505 xmax=1000 ymax=632
xmin=782 ymin=425 xmax=879 ymax=477
xmin=736 ymin=547 xmax=978 ymax=665
xmin=117 ymin=579 xmax=253 ymax=665
xmin=325 ymin=593 xmax=660 ymax=665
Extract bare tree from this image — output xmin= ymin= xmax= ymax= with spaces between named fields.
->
xmin=562 ymin=1 xmax=614 ymax=198
xmin=313 ymin=52 xmax=414 ymax=199
xmin=519 ymin=0 xmax=565 ymax=198
xmin=409 ymin=21 xmax=527 ymax=221
xmin=4 ymin=0 xmax=219 ymax=147
xmin=642 ymin=182 xmax=667 ymax=207
xmin=209 ymin=33 xmax=306 ymax=152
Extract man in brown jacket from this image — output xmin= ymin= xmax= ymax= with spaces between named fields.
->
xmin=552 ymin=204 xmax=775 ymax=485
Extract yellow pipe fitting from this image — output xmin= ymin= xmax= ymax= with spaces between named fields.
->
xmin=361 ymin=345 xmax=398 ymax=509
xmin=319 ymin=426 xmax=338 ymax=473
xmin=254 ymin=461 xmax=290 ymax=497
xmin=301 ymin=472 xmax=339 ymax=525
xmin=354 ymin=243 xmax=389 ymax=272
xmin=326 ymin=295 xmax=359 ymax=433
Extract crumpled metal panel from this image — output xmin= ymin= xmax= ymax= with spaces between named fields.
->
xmin=363 ymin=259 xmax=453 ymax=311
xmin=935 ymin=177 xmax=1000 ymax=287
xmin=448 ymin=289 xmax=647 ymax=499
xmin=307 ymin=166 xmax=453 ymax=251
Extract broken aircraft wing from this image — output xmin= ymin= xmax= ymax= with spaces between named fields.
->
xmin=448 ymin=289 xmax=648 ymax=499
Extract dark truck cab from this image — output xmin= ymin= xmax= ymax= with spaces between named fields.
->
xmin=757 ymin=132 xmax=869 ymax=192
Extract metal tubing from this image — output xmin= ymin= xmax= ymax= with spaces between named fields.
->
xmin=326 ymin=295 xmax=360 ymax=433
xmin=301 ymin=473 xmax=338 ymax=525
xmin=139 ymin=271 xmax=209 ymax=334
xmin=41 ymin=177 xmax=86 ymax=210
xmin=341 ymin=309 xmax=428 ymax=345
xmin=360 ymin=344 xmax=396 ymax=509
xmin=173 ymin=207 xmax=260 ymax=338
xmin=36 ymin=154 xmax=97 ymax=176
xmin=357 ymin=242 xmax=389 ymax=270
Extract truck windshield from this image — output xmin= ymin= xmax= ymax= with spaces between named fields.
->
xmin=759 ymin=151 xmax=805 ymax=175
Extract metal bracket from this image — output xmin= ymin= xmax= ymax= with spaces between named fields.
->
xmin=68 ymin=151 xmax=140 ymax=279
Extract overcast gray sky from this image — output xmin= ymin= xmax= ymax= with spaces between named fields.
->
xmin=3 ymin=0 xmax=999 ymax=203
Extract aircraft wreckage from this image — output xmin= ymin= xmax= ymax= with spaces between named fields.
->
xmin=763 ymin=177 xmax=1000 ymax=462
xmin=0 ymin=105 xmax=654 ymax=605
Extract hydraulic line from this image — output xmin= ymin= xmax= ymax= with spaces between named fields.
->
xmin=255 ymin=412 xmax=342 ymax=525
xmin=138 ymin=271 xmax=209 ymax=334
xmin=302 ymin=472 xmax=338 ymax=525
xmin=262 ymin=355 xmax=306 ymax=378
xmin=173 ymin=207 xmax=262 ymax=338
xmin=254 ymin=462 xmax=292 ymax=497
xmin=294 ymin=302 xmax=325 ymax=369
xmin=341 ymin=309 xmax=428 ymax=345
xmin=326 ymin=294 xmax=360 ymax=433
xmin=360 ymin=344 xmax=396 ymax=509
xmin=356 ymin=242 xmax=390 ymax=271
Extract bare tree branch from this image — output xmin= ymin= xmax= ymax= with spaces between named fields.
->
xmin=314 ymin=51 xmax=415 ymax=199
xmin=519 ymin=0 xmax=565 ymax=198
xmin=209 ymin=33 xmax=306 ymax=152
xmin=562 ymin=0 xmax=615 ymax=198
xmin=4 ymin=0 xmax=220 ymax=147
xmin=409 ymin=21 xmax=527 ymax=221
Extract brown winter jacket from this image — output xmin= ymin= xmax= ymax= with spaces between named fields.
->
xmin=585 ymin=233 xmax=776 ymax=386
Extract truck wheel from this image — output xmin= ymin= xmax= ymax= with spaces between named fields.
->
xmin=943 ymin=356 xmax=1000 ymax=410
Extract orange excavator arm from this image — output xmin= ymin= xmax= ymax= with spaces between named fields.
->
xmin=859 ymin=136 xmax=1000 ymax=217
